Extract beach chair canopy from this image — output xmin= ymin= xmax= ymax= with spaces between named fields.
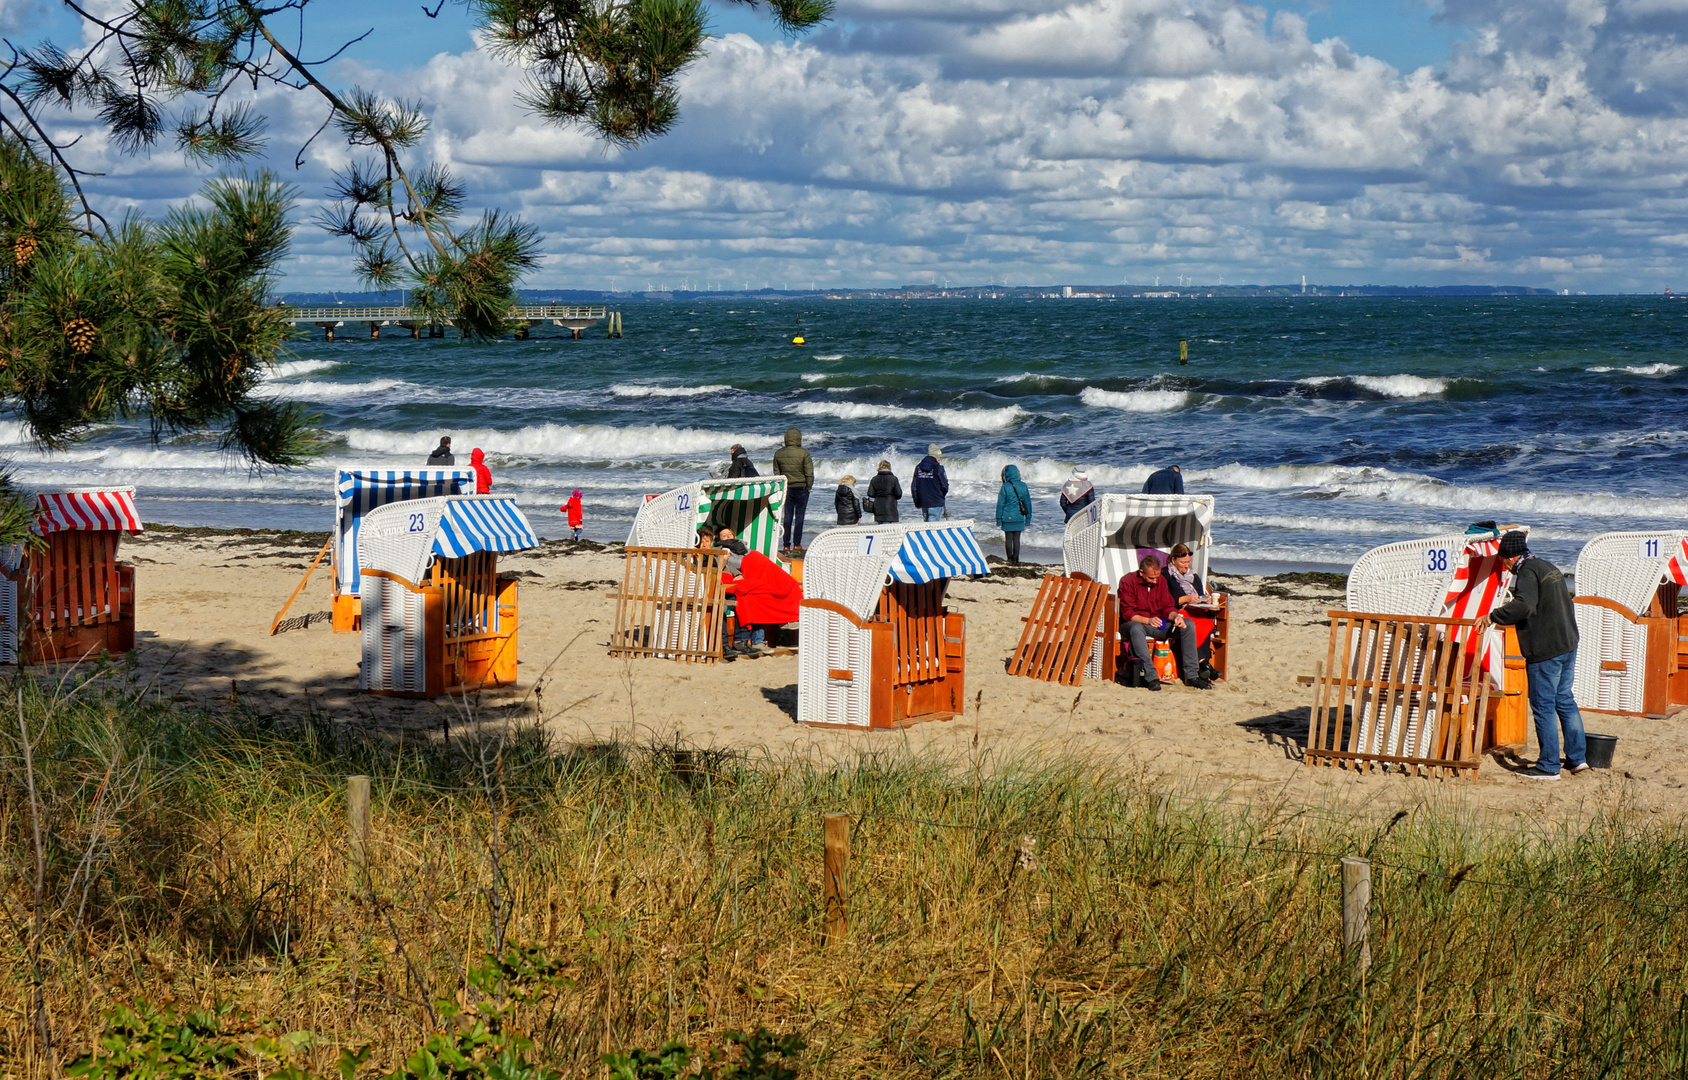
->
xmin=30 ymin=488 xmax=142 ymax=534
xmin=627 ymin=477 xmax=787 ymax=560
xmin=1063 ymin=493 xmax=1214 ymax=589
xmin=1575 ymin=531 xmax=1688 ymax=618
xmin=357 ymin=495 xmax=539 ymax=586
xmin=334 ymin=468 xmax=474 ymax=593
xmin=804 ymin=521 xmax=989 ymax=621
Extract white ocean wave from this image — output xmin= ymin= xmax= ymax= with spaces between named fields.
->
xmin=254 ymin=378 xmax=410 ymax=400
xmin=1298 ymin=374 xmax=1449 ymax=398
xmin=813 ymin=353 xmax=844 ymax=361
xmin=263 ymin=359 xmax=341 ymax=380
xmin=338 ymin=423 xmax=784 ymax=461
xmin=1193 ymin=462 xmax=1427 ymax=490
xmin=1317 ymin=477 xmax=1687 ymax=518
xmin=791 ymin=401 xmax=1029 ymax=433
xmin=610 ymin=383 xmax=734 ymax=398
xmin=1586 ymin=363 xmax=1682 ymax=376
xmin=1078 ymin=387 xmax=1191 ymax=412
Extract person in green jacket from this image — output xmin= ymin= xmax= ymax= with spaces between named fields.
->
xmin=995 ymin=464 xmax=1031 ymax=563
xmin=771 ymin=427 xmax=814 ymax=553
xmin=1475 ymin=530 xmax=1588 ymax=780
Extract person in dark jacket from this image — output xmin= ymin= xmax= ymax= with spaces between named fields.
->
xmin=867 ymin=460 xmax=901 ymax=522
xmin=469 ymin=448 xmax=492 ymax=493
xmin=1476 ymin=530 xmax=1587 ymax=779
xmin=995 ymin=464 xmax=1031 ymax=563
xmin=911 ymin=444 xmax=949 ymax=521
xmin=834 ymin=475 xmax=862 ymax=525
xmin=772 ymin=428 xmax=814 ymax=552
xmin=1118 ymin=554 xmax=1211 ymax=691
xmin=427 ymin=436 xmax=454 ymax=466
xmin=1142 ymin=464 xmax=1184 ymax=494
xmin=727 ymin=444 xmax=758 ymax=478
xmin=1059 ymin=469 xmax=1095 ymax=521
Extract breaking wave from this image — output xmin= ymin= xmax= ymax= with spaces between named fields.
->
xmin=791 ymin=401 xmax=1029 ymax=433
xmin=337 ymin=424 xmax=784 ymax=462
xmin=1078 ymin=388 xmax=1192 ymax=413
xmin=1586 ymin=363 xmax=1681 ymax=376
xmin=610 ymin=383 xmax=734 ymax=398
xmin=1297 ymin=374 xmax=1450 ymax=398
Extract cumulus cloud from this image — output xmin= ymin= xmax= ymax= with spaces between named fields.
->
xmin=43 ymin=0 xmax=1688 ymax=290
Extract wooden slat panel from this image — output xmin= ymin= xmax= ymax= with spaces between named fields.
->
xmin=609 ymin=546 xmax=727 ymax=663
xmin=1007 ymin=574 xmax=1111 ymax=687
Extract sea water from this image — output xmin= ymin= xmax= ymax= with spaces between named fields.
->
xmin=6 ymin=295 xmax=1685 ymax=572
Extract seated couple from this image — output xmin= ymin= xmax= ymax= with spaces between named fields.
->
xmin=1117 ymin=544 xmax=1215 ymax=691
xmin=698 ymin=524 xmax=800 ymax=657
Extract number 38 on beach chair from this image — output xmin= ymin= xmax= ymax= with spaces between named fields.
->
xmin=0 ymin=487 xmax=141 ymax=665
xmin=355 ymin=494 xmax=539 ymax=697
xmin=796 ymin=522 xmax=989 ymax=729
xmin=1572 ymin=531 xmax=1688 ymax=718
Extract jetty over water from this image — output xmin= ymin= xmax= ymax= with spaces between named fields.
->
xmin=277 ymin=304 xmax=623 ymax=340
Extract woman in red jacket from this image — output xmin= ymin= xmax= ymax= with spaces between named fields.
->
xmin=470 ymin=448 xmax=492 ymax=494
xmin=723 ymin=547 xmax=800 ymax=652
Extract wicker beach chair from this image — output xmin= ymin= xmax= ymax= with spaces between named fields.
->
xmin=1061 ymin=493 xmax=1220 ymax=680
xmin=356 ymin=494 xmax=539 ymax=697
xmin=1572 ymin=531 xmax=1688 ymax=717
xmin=332 ymin=468 xmax=475 ymax=632
xmin=796 ymin=521 xmax=989 ymax=728
xmin=629 ymin=477 xmax=788 ymax=562
xmin=0 ymin=488 xmax=142 ymax=665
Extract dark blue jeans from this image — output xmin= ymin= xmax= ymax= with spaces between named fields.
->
xmin=782 ymin=485 xmax=811 ymax=549
xmin=1525 ymin=648 xmax=1587 ymax=773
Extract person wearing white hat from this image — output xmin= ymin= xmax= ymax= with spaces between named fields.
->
xmin=1059 ymin=468 xmax=1095 ymax=521
xmin=911 ymin=444 xmax=949 ymax=522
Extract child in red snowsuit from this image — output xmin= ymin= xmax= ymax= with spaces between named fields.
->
xmin=561 ymin=490 xmax=584 ymax=541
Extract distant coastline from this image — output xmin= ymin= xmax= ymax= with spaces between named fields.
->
xmin=275 ymin=282 xmax=1618 ymax=305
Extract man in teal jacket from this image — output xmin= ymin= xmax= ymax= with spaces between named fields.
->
xmin=1476 ymin=530 xmax=1588 ymax=779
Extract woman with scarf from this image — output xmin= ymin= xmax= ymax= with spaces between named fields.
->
xmin=1164 ymin=543 xmax=1209 ymax=607
xmin=1058 ymin=468 xmax=1095 ymax=521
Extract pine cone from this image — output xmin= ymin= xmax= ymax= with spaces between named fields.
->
xmin=65 ymin=318 xmax=97 ymax=354
xmin=14 ymin=235 xmax=37 ymax=266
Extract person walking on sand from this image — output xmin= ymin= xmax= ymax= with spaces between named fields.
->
xmin=1142 ymin=464 xmax=1184 ymax=494
xmin=912 ymin=445 xmax=949 ymax=522
xmin=995 ymin=464 xmax=1031 ymax=564
xmin=470 ymin=448 xmax=492 ymax=494
xmin=427 ymin=436 xmax=454 ymax=466
xmin=727 ymin=443 xmax=758 ymax=478
xmin=835 ymin=475 xmax=862 ymax=525
xmin=867 ymin=460 xmax=902 ymax=523
xmin=1060 ymin=468 xmax=1095 ymax=521
xmin=772 ymin=427 xmax=814 ymax=553
xmin=1475 ymin=530 xmax=1589 ymax=780
xmin=560 ymin=490 xmax=584 ymax=541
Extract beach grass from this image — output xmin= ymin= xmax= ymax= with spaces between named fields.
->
xmin=4 ymin=667 xmax=1688 ymax=1078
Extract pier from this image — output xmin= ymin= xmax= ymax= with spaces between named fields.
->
xmin=277 ymin=304 xmax=623 ymax=341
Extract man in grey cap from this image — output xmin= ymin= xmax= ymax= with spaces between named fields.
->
xmin=911 ymin=444 xmax=949 ymax=522
xmin=1475 ymin=530 xmax=1588 ymax=779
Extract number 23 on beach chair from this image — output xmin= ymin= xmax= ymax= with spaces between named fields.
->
xmin=796 ymin=522 xmax=990 ymax=729
xmin=0 ymin=487 xmax=141 ymax=665
xmin=355 ymin=494 xmax=539 ymax=697
xmin=330 ymin=468 xmax=476 ymax=633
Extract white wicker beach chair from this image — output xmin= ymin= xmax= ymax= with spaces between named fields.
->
xmin=797 ymin=521 xmax=989 ymax=728
xmin=357 ymin=494 xmax=539 ymax=695
xmin=1572 ymin=530 xmax=1688 ymax=717
xmin=629 ymin=477 xmax=789 ymax=561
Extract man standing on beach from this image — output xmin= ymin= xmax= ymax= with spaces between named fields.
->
xmin=912 ymin=445 xmax=949 ymax=522
xmin=727 ymin=444 xmax=758 ymax=478
xmin=1475 ymin=530 xmax=1588 ymax=780
xmin=1142 ymin=464 xmax=1184 ymax=494
xmin=772 ymin=428 xmax=814 ymax=553
xmin=427 ymin=436 xmax=454 ymax=466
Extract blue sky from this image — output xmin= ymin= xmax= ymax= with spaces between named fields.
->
xmin=18 ymin=0 xmax=1688 ymax=292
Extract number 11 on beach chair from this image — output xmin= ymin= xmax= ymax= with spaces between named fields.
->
xmin=355 ymin=494 xmax=539 ymax=697
xmin=796 ymin=522 xmax=989 ymax=729
xmin=0 ymin=487 xmax=141 ymax=665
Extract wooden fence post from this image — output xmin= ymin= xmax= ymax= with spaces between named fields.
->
xmin=1341 ymin=856 xmax=1372 ymax=975
xmin=822 ymin=813 xmax=850 ymax=943
xmin=348 ymin=775 xmax=371 ymax=886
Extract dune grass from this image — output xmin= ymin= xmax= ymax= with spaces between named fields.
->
xmin=5 ymin=667 xmax=1688 ymax=1078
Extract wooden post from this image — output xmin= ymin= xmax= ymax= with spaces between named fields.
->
xmin=822 ymin=813 xmax=850 ymax=943
xmin=348 ymin=775 xmax=371 ymax=885
xmin=1341 ymin=856 xmax=1371 ymax=975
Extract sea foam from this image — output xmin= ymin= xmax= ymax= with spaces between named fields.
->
xmin=791 ymin=401 xmax=1029 ymax=433
xmin=1078 ymin=387 xmax=1191 ymax=412
xmin=610 ymin=383 xmax=734 ymax=398
xmin=337 ymin=423 xmax=784 ymax=461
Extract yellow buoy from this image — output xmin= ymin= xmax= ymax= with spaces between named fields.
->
xmin=793 ymin=335 xmax=806 ymax=345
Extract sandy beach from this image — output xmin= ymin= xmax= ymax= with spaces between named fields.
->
xmin=114 ymin=525 xmax=1688 ymax=823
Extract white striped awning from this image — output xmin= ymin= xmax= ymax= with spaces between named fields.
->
xmin=33 ymin=488 xmax=143 ymax=534
xmin=434 ymin=498 xmax=539 ymax=559
xmin=702 ymin=478 xmax=784 ymax=502
xmin=888 ymin=526 xmax=990 ymax=584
